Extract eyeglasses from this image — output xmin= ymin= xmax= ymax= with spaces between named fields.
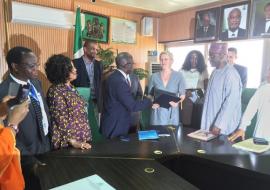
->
xmin=19 ymin=62 xmax=40 ymax=70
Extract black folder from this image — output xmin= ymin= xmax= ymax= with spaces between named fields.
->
xmin=153 ymin=89 xmax=180 ymax=109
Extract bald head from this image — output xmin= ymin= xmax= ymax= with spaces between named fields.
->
xmin=228 ymin=8 xmax=241 ymax=31
xmin=209 ymin=43 xmax=228 ymax=68
xmin=210 ymin=43 xmax=228 ymax=54
xmin=116 ymin=52 xmax=134 ymax=74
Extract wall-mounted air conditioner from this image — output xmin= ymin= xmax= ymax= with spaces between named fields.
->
xmin=11 ymin=1 xmax=74 ymax=29
xmin=149 ymin=62 xmax=161 ymax=75
xmin=147 ymin=50 xmax=160 ymax=75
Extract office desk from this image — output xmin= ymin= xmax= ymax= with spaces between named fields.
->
xmin=41 ymin=126 xmax=270 ymax=190
xmin=38 ymin=157 xmax=198 ymax=190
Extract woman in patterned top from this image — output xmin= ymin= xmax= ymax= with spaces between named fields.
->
xmin=45 ymin=54 xmax=91 ymax=149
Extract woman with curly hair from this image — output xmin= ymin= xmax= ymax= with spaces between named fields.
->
xmin=45 ymin=54 xmax=91 ymax=150
xmin=180 ymin=50 xmax=209 ymax=127
xmin=181 ymin=50 xmax=208 ymax=90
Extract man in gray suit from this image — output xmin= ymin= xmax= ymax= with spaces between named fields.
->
xmin=227 ymin=47 xmax=248 ymax=88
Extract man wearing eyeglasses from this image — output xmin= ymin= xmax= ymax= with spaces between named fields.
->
xmin=221 ymin=8 xmax=247 ymax=40
xmin=100 ymin=52 xmax=152 ymax=139
xmin=0 ymin=46 xmax=51 ymax=190
xmin=200 ymin=43 xmax=242 ymax=136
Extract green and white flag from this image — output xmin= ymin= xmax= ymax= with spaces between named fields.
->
xmin=73 ymin=7 xmax=84 ymax=59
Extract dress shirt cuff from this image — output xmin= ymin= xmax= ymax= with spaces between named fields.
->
xmin=239 ymin=123 xmax=248 ymax=131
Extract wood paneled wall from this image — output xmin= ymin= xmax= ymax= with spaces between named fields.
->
xmin=0 ymin=1 xmax=8 ymax=83
xmin=158 ymin=0 xmax=243 ymax=42
xmin=0 ymin=0 xmax=159 ymax=93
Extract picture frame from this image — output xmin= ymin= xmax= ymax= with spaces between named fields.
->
xmin=194 ymin=7 xmax=220 ymax=43
xmin=81 ymin=10 xmax=109 ymax=43
xmin=250 ymin=0 xmax=270 ymax=38
xmin=220 ymin=1 xmax=250 ymax=41
xmin=111 ymin=17 xmax=137 ymax=44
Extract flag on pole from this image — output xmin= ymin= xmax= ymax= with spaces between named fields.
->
xmin=73 ymin=7 xmax=84 ymax=59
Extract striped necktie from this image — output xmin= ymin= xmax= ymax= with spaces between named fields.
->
xmin=29 ymin=83 xmax=45 ymax=137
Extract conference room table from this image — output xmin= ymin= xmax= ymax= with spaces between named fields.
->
xmin=38 ymin=126 xmax=270 ymax=190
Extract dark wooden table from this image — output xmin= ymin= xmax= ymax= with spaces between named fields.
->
xmin=39 ymin=126 xmax=270 ymax=190
xmin=38 ymin=156 xmax=198 ymax=190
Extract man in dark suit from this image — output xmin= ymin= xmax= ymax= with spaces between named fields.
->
xmin=227 ymin=47 xmax=247 ymax=88
xmin=221 ymin=8 xmax=247 ymax=40
xmin=253 ymin=3 xmax=270 ymax=36
xmin=0 ymin=46 xmax=51 ymax=189
xmin=128 ymin=73 xmax=143 ymax=133
xmin=100 ymin=52 xmax=152 ymax=139
xmin=196 ymin=12 xmax=215 ymax=39
xmin=72 ymin=40 xmax=103 ymax=114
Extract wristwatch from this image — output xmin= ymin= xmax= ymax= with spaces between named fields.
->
xmin=8 ymin=123 xmax=19 ymax=134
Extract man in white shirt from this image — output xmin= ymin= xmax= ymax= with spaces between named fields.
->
xmin=229 ymin=68 xmax=270 ymax=142
xmin=200 ymin=43 xmax=242 ymax=135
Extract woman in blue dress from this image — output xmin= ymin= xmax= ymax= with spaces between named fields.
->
xmin=148 ymin=51 xmax=186 ymax=126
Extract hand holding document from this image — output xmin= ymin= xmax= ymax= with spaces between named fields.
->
xmin=228 ymin=129 xmax=245 ymax=142
xmin=153 ymin=91 xmax=180 ymax=109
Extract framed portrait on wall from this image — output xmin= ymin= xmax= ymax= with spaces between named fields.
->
xmin=81 ymin=10 xmax=109 ymax=43
xmin=220 ymin=1 xmax=250 ymax=41
xmin=250 ymin=0 xmax=270 ymax=38
xmin=111 ymin=17 xmax=137 ymax=44
xmin=194 ymin=7 xmax=220 ymax=43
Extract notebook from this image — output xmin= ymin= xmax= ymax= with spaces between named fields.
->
xmin=232 ymin=138 xmax=270 ymax=153
xmin=187 ymin=129 xmax=218 ymax=141
xmin=50 ymin=174 xmax=115 ymax=190
xmin=138 ymin=130 xmax=159 ymax=140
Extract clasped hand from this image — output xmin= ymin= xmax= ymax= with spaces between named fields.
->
xmin=152 ymin=95 xmax=185 ymax=109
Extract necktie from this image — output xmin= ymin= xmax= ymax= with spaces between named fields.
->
xmin=29 ymin=84 xmax=45 ymax=137
xmin=126 ymin=78 xmax=131 ymax=87
xmin=231 ymin=33 xmax=235 ymax=37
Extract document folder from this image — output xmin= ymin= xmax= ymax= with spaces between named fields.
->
xmin=153 ymin=89 xmax=180 ymax=109
xmin=232 ymin=138 xmax=270 ymax=153
xmin=138 ymin=130 xmax=159 ymax=140
xmin=187 ymin=129 xmax=217 ymax=141
xmin=50 ymin=174 xmax=115 ymax=190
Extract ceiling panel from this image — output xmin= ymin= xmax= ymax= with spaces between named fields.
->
xmin=101 ymin=0 xmax=222 ymax=13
